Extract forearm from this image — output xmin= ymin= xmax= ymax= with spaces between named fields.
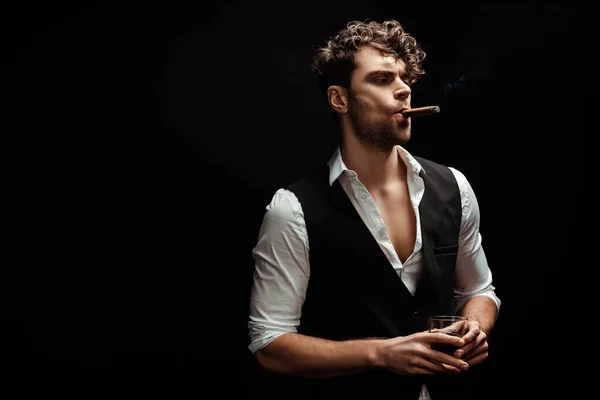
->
xmin=255 ymin=332 xmax=383 ymax=378
xmin=458 ymin=295 xmax=498 ymax=335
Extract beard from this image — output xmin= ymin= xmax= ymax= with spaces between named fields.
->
xmin=347 ymin=94 xmax=410 ymax=153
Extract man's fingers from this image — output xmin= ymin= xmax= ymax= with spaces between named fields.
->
xmin=463 ymin=351 xmax=488 ymax=366
xmin=459 ymin=342 xmax=489 ymax=362
xmin=419 ymin=359 xmax=462 ymax=375
xmin=462 ymin=320 xmax=483 ymax=343
xmin=429 ymin=351 xmax=469 ymax=372
xmin=428 ymin=332 xmax=465 ymax=347
xmin=460 ymin=328 xmax=480 ymax=342
xmin=455 ymin=336 xmax=488 ymax=359
xmin=440 ymin=363 xmax=462 ymax=375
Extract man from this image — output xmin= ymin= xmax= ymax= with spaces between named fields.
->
xmin=247 ymin=19 xmax=501 ymax=399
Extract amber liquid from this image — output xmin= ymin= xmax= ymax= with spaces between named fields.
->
xmin=431 ymin=331 xmax=463 ymax=355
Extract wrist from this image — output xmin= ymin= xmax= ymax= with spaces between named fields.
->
xmin=366 ymin=338 xmax=387 ymax=369
xmin=465 ymin=315 xmax=492 ymax=336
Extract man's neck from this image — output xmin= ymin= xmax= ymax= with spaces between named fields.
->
xmin=340 ymin=138 xmax=407 ymax=192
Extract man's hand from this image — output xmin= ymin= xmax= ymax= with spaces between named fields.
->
xmin=376 ymin=332 xmax=470 ymax=376
xmin=453 ymin=318 xmax=489 ymax=366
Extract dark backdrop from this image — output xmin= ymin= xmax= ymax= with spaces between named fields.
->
xmin=5 ymin=0 xmax=586 ymax=395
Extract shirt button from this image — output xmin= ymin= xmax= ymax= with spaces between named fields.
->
xmin=361 ymin=192 xmax=369 ymax=199
xmin=413 ymin=166 xmax=418 ymax=172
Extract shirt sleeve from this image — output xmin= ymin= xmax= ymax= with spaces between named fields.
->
xmin=449 ymin=167 xmax=501 ymax=317
xmin=247 ymin=188 xmax=311 ymax=354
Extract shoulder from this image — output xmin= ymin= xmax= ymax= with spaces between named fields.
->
xmin=447 ymin=167 xmax=470 ymax=191
xmin=413 ymin=156 xmax=473 ymax=189
xmin=446 ymin=167 xmax=481 ymax=219
xmin=264 ymin=188 xmax=304 ymax=222
xmin=413 ymin=156 xmax=461 ymax=189
xmin=413 ymin=155 xmax=448 ymax=170
xmin=414 ymin=156 xmax=454 ymax=178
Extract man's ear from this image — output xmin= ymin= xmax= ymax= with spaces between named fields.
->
xmin=327 ymin=85 xmax=349 ymax=114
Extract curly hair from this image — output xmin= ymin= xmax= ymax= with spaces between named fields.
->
xmin=310 ymin=19 xmax=426 ymax=95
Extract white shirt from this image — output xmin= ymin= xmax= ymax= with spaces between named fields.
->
xmin=248 ymin=145 xmax=501 ymax=398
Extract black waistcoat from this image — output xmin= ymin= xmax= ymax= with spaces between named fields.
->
xmin=259 ymin=156 xmax=464 ymax=399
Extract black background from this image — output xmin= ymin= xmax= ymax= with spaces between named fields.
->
xmin=5 ymin=0 xmax=586 ymax=395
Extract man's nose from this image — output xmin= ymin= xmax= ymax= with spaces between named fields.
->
xmin=394 ymin=80 xmax=411 ymax=100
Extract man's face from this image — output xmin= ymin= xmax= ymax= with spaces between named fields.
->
xmin=346 ymin=46 xmax=412 ymax=152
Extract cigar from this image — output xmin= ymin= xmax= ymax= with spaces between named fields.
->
xmin=401 ymin=105 xmax=440 ymax=118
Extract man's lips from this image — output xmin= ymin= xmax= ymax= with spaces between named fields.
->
xmin=394 ymin=111 xmax=407 ymax=121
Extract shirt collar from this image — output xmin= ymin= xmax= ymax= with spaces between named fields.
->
xmin=327 ymin=145 xmax=426 ymax=186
